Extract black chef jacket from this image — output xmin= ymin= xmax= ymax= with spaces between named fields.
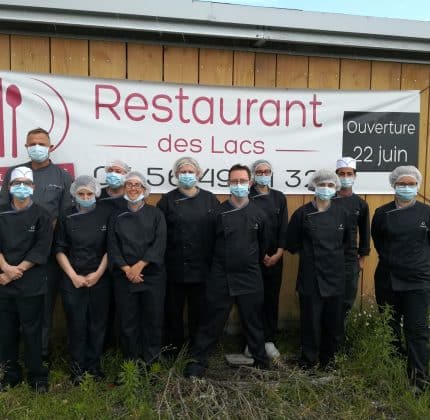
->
xmin=0 ymin=202 xmax=52 ymax=297
xmin=107 ymin=204 xmax=167 ymax=292
xmin=249 ymin=185 xmax=288 ymax=254
xmin=157 ymin=188 xmax=219 ymax=283
xmin=208 ymin=200 xmax=268 ymax=297
xmin=372 ymin=200 xmax=430 ymax=291
xmin=55 ymin=203 xmax=112 ymax=290
xmin=285 ymin=201 xmax=353 ymax=297
xmin=332 ymin=193 xmax=370 ymax=263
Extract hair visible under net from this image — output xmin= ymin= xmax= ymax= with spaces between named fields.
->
xmin=308 ymin=168 xmax=341 ymax=191
xmin=70 ymin=175 xmax=101 ymax=198
xmin=251 ymin=159 xmax=273 ymax=177
xmin=104 ymin=159 xmax=131 ymax=173
xmin=389 ymin=165 xmax=422 ymax=188
xmin=172 ymin=157 xmax=202 ymax=178
xmin=124 ymin=171 xmax=151 ymax=198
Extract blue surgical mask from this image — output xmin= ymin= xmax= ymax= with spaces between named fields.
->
xmin=230 ymin=183 xmax=249 ymax=198
xmin=75 ymin=196 xmax=96 ymax=208
xmin=178 ymin=173 xmax=197 ymax=189
xmin=27 ymin=145 xmax=49 ymax=162
xmin=339 ymin=177 xmax=355 ymax=188
xmin=254 ymin=175 xmax=271 ymax=186
xmin=10 ymin=184 xmax=34 ymax=200
xmin=315 ymin=186 xmax=336 ymax=201
xmin=395 ymin=185 xmax=417 ymax=201
xmin=106 ymin=172 xmax=124 ymax=188
xmin=124 ymin=193 xmax=145 ymax=204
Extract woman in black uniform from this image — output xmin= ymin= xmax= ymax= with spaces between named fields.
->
xmin=372 ymin=165 xmax=430 ymax=390
xmin=108 ymin=171 xmax=166 ymax=366
xmin=55 ymin=175 xmax=111 ymax=383
xmin=158 ymin=157 xmax=219 ymax=356
xmin=247 ymin=159 xmax=288 ymax=359
xmin=285 ymin=169 xmax=352 ymax=369
xmin=0 ymin=167 xmax=52 ymax=392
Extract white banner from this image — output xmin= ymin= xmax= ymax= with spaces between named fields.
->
xmin=0 ymin=71 xmax=420 ymax=194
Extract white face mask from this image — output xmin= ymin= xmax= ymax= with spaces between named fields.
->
xmin=124 ymin=193 xmax=145 ymax=204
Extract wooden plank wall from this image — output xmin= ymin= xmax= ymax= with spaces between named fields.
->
xmin=0 ymin=34 xmax=429 ymax=323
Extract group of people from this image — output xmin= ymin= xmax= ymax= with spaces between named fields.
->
xmin=0 ymin=127 xmax=428 ymax=394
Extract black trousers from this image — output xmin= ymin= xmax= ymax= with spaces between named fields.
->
xmin=343 ymin=261 xmax=360 ymax=316
xmin=190 ymin=287 xmax=268 ymax=367
xmin=261 ymin=260 xmax=283 ymax=341
xmin=115 ymin=280 xmax=165 ymax=364
xmin=0 ymin=294 xmax=48 ymax=386
xmin=299 ymin=291 xmax=343 ymax=367
xmin=375 ymin=284 xmax=429 ymax=388
xmin=164 ymin=281 xmax=206 ymax=352
xmin=42 ymin=256 xmax=61 ymax=357
xmin=61 ymin=276 xmax=110 ymax=376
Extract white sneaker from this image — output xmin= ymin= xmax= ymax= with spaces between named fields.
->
xmin=265 ymin=342 xmax=281 ymax=359
xmin=243 ymin=346 xmax=252 ymax=358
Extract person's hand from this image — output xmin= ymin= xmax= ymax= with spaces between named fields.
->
xmin=1 ymin=263 xmax=23 ymax=281
xmin=358 ymin=256 xmax=366 ymax=270
xmin=0 ymin=273 xmax=13 ymax=285
xmin=71 ymin=274 xmax=88 ymax=288
xmin=263 ymin=251 xmax=283 ymax=267
xmin=126 ymin=261 xmax=147 ymax=283
xmin=85 ymin=272 xmax=101 ymax=287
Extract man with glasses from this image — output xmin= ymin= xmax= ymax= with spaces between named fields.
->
xmin=0 ymin=128 xmax=73 ymax=366
xmin=184 ymin=164 xmax=269 ymax=378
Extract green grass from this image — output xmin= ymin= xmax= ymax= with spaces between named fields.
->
xmin=1 ymin=303 xmax=429 ymax=419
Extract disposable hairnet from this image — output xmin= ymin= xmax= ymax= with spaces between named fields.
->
xmin=172 ymin=157 xmax=202 ymax=177
xmin=70 ymin=175 xmax=101 ymax=198
xmin=125 ymin=171 xmax=151 ymax=198
xmin=308 ymin=169 xmax=340 ymax=191
xmin=105 ymin=159 xmax=131 ymax=173
xmin=389 ymin=165 xmax=422 ymax=188
xmin=251 ymin=159 xmax=273 ymax=175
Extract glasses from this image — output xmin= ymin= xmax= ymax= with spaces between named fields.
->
xmin=10 ymin=180 xmax=33 ymax=187
xmin=125 ymin=182 xmax=143 ymax=189
xmin=229 ymin=179 xmax=249 ymax=185
xmin=255 ymin=170 xmax=271 ymax=176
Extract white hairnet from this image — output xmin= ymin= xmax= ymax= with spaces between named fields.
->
xmin=172 ymin=157 xmax=202 ymax=177
xmin=105 ymin=159 xmax=131 ymax=173
xmin=70 ymin=175 xmax=101 ymax=198
xmin=308 ymin=169 xmax=341 ymax=191
xmin=125 ymin=171 xmax=151 ymax=198
xmin=251 ymin=159 xmax=273 ymax=175
xmin=389 ymin=165 xmax=422 ymax=188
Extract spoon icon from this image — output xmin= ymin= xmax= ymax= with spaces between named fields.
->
xmin=6 ymin=84 xmax=22 ymax=158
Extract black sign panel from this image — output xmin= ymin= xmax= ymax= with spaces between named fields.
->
xmin=342 ymin=111 xmax=419 ymax=172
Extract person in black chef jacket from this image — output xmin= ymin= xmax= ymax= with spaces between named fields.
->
xmin=157 ymin=157 xmax=219 ymax=357
xmin=184 ymin=164 xmax=269 ymax=378
xmin=333 ymin=157 xmax=370 ymax=327
xmin=108 ymin=171 xmax=167 ymax=366
xmin=0 ymin=167 xmax=52 ymax=393
xmin=285 ymin=169 xmax=352 ymax=370
xmin=0 ymin=127 xmax=73 ymax=364
xmin=55 ymin=175 xmax=111 ymax=384
xmin=372 ymin=165 xmax=430 ymax=391
xmin=98 ymin=159 xmax=130 ymax=212
xmin=246 ymin=159 xmax=288 ymax=360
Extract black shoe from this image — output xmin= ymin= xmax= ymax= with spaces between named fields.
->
xmin=31 ymin=382 xmax=49 ymax=393
xmin=0 ymin=380 xmax=20 ymax=392
xmin=184 ymin=362 xmax=205 ymax=378
xmin=253 ymin=360 xmax=270 ymax=370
